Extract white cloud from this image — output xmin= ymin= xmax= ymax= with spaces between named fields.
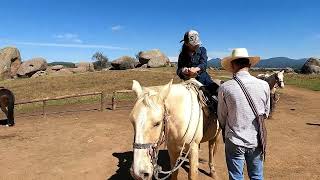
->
xmin=168 ymin=56 xmax=178 ymax=62
xmin=53 ymin=33 xmax=82 ymax=43
xmin=12 ymin=41 xmax=129 ymax=50
xmin=111 ymin=25 xmax=124 ymax=32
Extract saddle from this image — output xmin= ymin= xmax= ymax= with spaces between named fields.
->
xmin=183 ymin=79 xmax=219 ymax=118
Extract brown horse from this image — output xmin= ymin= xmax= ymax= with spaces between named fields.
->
xmin=257 ymin=70 xmax=285 ymax=116
xmin=0 ymin=87 xmax=15 ymax=126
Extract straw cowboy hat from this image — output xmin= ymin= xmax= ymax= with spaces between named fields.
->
xmin=221 ymin=48 xmax=260 ymax=72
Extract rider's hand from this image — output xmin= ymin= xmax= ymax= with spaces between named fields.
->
xmin=189 ymin=67 xmax=199 ymax=74
xmin=182 ymin=67 xmax=190 ymax=75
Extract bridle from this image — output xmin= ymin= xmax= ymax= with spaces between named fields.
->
xmin=275 ymin=74 xmax=284 ymax=88
xmin=131 ymin=105 xmax=170 ymax=180
xmin=132 ymin=106 xmax=169 ymax=156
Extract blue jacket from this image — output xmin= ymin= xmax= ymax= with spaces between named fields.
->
xmin=176 ymin=47 xmax=213 ymax=86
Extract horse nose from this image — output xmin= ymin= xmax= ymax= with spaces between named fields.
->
xmin=140 ymin=170 xmax=151 ymax=179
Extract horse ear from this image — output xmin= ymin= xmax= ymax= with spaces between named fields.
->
xmin=280 ymin=70 xmax=285 ymax=73
xmin=159 ymin=79 xmax=173 ymax=102
xmin=132 ymin=80 xmax=143 ymax=98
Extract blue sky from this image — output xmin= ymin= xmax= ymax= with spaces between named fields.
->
xmin=0 ymin=0 xmax=319 ymax=62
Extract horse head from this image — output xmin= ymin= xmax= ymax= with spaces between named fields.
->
xmin=275 ymin=70 xmax=285 ymax=88
xmin=129 ymin=80 xmax=172 ymax=180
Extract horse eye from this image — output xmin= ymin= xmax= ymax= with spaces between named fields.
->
xmin=153 ymin=122 xmax=161 ymax=127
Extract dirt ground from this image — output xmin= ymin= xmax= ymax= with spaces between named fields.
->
xmin=0 ymin=85 xmax=319 ymax=180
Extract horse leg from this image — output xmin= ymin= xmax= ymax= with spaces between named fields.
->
xmin=7 ymin=98 xmax=15 ymax=126
xmin=168 ymin=148 xmax=180 ymax=180
xmin=188 ymin=142 xmax=199 ymax=180
xmin=0 ymin=103 xmax=7 ymax=116
xmin=0 ymin=104 xmax=9 ymax=125
xmin=208 ymin=134 xmax=220 ymax=179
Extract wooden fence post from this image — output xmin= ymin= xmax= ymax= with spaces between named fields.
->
xmin=100 ymin=92 xmax=105 ymax=112
xmin=112 ymin=92 xmax=117 ymax=110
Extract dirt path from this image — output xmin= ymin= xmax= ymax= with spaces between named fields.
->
xmin=0 ymin=86 xmax=319 ymax=180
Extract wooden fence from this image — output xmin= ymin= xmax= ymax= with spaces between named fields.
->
xmin=111 ymin=90 xmax=133 ymax=110
xmin=14 ymin=89 xmax=136 ymax=117
xmin=15 ymin=92 xmax=106 ymax=117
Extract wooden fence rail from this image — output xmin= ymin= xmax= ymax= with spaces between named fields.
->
xmin=15 ymin=91 xmax=106 ymax=117
xmin=14 ymin=89 xmax=136 ymax=117
xmin=111 ymin=90 xmax=133 ymax=110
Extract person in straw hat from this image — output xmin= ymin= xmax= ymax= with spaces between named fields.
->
xmin=218 ymin=48 xmax=270 ymax=180
xmin=177 ymin=30 xmax=219 ymax=94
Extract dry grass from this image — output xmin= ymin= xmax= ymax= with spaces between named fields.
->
xmin=1 ymin=68 xmax=180 ymax=102
xmin=1 ymin=68 xmax=319 ymax=104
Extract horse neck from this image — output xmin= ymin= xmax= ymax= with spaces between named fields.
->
xmin=266 ymin=74 xmax=277 ymax=88
xmin=165 ymin=84 xmax=202 ymax=141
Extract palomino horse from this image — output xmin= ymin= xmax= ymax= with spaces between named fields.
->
xmin=0 ymin=87 xmax=15 ymax=126
xmin=257 ymin=70 xmax=285 ymax=115
xmin=129 ymin=79 xmax=220 ymax=180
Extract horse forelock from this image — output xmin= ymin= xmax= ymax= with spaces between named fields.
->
xmin=135 ymin=91 xmax=161 ymax=112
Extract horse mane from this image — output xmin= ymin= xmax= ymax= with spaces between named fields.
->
xmin=135 ymin=80 xmax=203 ymax=112
xmin=270 ymin=72 xmax=277 ymax=78
xmin=137 ymin=91 xmax=161 ymax=111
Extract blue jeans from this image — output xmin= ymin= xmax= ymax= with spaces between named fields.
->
xmin=225 ymin=139 xmax=263 ymax=180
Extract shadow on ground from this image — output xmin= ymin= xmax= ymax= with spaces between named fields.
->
xmin=306 ymin=122 xmax=320 ymax=126
xmin=108 ymin=150 xmax=212 ymax=179
xmin=0 ymin=119 xmax=8 ymax=126
xmin=108 ymin=150 xmax=171 ymax=180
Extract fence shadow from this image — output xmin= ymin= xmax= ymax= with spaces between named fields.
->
xmin=306 ymin=123 xmax=320 ymax=126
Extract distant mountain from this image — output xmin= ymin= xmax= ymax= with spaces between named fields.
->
xmin=256 ymin=57 xmax=306 ymax=69
xmin=207 ymin=58 xmax=221 ymax=67
xmin=207 ymin=57 xmax=307 ymax=69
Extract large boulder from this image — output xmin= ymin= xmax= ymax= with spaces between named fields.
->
xmin=284 ymin=67 xmax=295 ymax=73
xmin=301 ymin=58 xmax=320 ymax=74
xmin=75 ymin=62 xmax=94 ymax=72
xmin=147 ymin=57 xmax=169 ymax=68
xmin=69 ymin=67 xmax=87 ymax=73
xmin=111 ymin=56 xmax=138 ymax=70
xmin=0 ymin=47 xmax=22 ymax=79
xmin=17 ymin=58 xmax=48 ymax=77
xmin=137 ymin=49 xmax=171 ymax=67
xmin=31 ymin=71 xmax=48 ymax=78
xmin=65 ymin=62 xmax=94 ymax=74
xmin=50 ymin=68 xmax=73 ymax=76
xmin=50 ymin=65 xmax=64 ymax=71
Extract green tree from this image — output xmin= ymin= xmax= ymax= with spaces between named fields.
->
xmin=92 ymin=52 xmax=108 ymax=70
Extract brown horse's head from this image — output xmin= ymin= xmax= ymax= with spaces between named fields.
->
xmin=129 ymin=80 xmax=172 ymax=180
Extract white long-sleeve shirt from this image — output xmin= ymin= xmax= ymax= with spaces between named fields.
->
xmin=218 ymin=71 xmax=270 ymax=148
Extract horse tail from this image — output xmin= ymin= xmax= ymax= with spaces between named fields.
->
xmin=7 ymin=91 xmax=15 ymax=126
